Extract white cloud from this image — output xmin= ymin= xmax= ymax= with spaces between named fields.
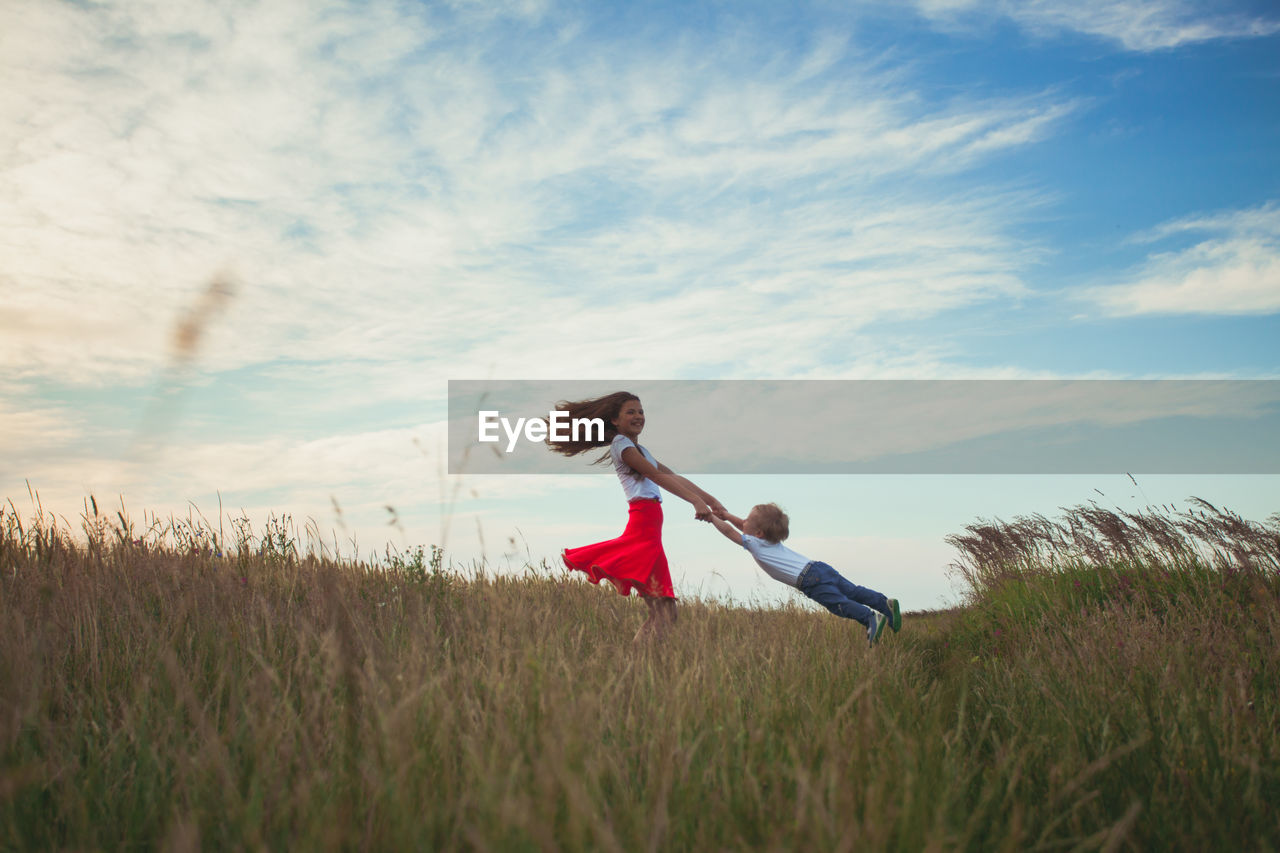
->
xmin=0 ymin=402 xmax=86 ymax=473
xmin=0 ymin=0 xmax=1075 ymax=392
xmin=912 ymin=0 xmax=1280 ymax=50
xmin=1088 ymin=203 xmax=1280 ymax=316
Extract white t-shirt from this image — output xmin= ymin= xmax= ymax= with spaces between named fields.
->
xmin=741 ymin=534 xmax=809 ymax=587
xmin=610 ymin=434 xmax=662 ymax=502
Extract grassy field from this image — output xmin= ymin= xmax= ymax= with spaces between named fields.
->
xmin=1 ymin=496 xmax=1277 ymax=850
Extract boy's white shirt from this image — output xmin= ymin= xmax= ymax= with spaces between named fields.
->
xmin=740 ymin=534 xmax=808 ymax=588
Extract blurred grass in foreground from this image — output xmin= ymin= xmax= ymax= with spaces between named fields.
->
xmin=1 ymin=495 xmax=1277 ymax=850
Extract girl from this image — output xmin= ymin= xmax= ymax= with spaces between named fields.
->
xmin=547 ymin=391 xmax=724 ymax=640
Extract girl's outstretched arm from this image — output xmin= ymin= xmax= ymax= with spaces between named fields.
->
xmin=621 ymin=448 xmax=712 ymax=519
xmin=655 ymin=461 xmax=725 ymax=516
xmin=705 ymin=513 xmax=745 ymax=545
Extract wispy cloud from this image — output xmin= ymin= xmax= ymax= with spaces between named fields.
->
xmin=0 ymin=0 xmax=1077 ymax=393
xmin=0 ymin=402 xmax=85 ymax=472
xmin=1087 ymin=202 xmax=1280 ymax=316
xmin=912 ymin=0 xmax=1280 ymax=50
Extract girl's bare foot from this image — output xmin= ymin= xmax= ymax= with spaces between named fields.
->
xmin=633 ymin=598 xmax=677 ymax=643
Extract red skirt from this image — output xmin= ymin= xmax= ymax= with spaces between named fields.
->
xmin=562 ymin=499 xmax=675 ymax=599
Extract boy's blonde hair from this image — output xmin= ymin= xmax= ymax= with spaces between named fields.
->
xmin=752 ymin=503 xmax=790 ymax=543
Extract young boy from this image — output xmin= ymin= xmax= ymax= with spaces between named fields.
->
xmin=705 ymin=503 xmax=901 ymax=646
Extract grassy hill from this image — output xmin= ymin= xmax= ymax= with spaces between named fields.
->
xmin=1 ymin=497 xmax=1277 ymax=849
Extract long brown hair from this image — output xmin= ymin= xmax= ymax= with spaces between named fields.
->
xmin=545 ymin=390 xmax=639 ymax=465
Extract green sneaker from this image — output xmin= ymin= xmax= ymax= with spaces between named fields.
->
xmin=867 ymin=611 xmax=887 ymax=646
xmin=887 ymin=598 xmax=902 ymax=633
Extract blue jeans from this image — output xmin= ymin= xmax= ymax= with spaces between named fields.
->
xmin=796 ymin=561 xmax=889 ymax=628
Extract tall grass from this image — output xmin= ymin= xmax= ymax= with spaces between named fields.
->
xmin=1 ymin=495 xmax=1277 ymax=849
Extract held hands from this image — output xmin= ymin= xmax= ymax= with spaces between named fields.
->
xmin=693 ymin=501 xmax=713 ymax=521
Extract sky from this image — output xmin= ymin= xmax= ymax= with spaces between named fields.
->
xmin=3 ymin=0 xmax=1278 ymax=612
